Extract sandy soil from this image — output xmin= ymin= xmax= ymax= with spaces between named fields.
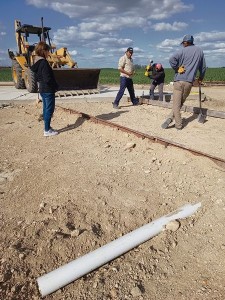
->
xmin=0 ymin=86 xmax=225 ymax=300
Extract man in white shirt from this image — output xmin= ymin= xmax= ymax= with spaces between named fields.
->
xmin=113 ymin=47 xmax=139 ymax=109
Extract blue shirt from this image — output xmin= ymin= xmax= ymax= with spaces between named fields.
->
xmin=169 ymin=44 xmax=206 ymax=83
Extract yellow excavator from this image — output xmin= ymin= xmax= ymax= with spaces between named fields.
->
xmin=8 ymin=18 xmax=101 ymax=95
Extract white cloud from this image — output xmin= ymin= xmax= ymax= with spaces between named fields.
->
xmin=152 ymin=22 xmax=188 ymax=31
xmin=98 ymin=38 xmax=133 ymax=47
xmin=69 ymin=50 xmax=78 ymax=56
xmin=158 ymin=31 xmax=225 ymax=50
xmin=94 ymin=48 xmax=106 ymax=54
xmin=25 ymin=0 xmax=195 ymax=66
xmin=52 ymin=26 xmax=103 ymax=45
xmin=157 ymin=38 xmax=181 ymax=49
xmin=157 ymin=31 xmax=225 ymax=67
xmin=15 ymin=1 xmax=224 ymax=67
xmin=195 ymin=31 xmax=225 ymax=42
xmin=26 ymin=0 xmax=193 ymax=20
xmin=79 ymin=17 xmax=146 ymax=33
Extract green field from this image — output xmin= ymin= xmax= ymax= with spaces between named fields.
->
xmin=99 ymin=67 xmax=225 ymax=85
xmin=0 ymin=66 xmax=224 ymax=85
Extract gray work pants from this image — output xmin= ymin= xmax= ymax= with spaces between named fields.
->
xmin=168 ymin=81 xmax=192 ymax=129
xmin=149 ymin=82 xmax=164 ymax=101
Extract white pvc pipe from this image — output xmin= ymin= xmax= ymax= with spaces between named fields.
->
xmin=37 ymin=202 xmax=201 ymax=297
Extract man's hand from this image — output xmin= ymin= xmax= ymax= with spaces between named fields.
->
xmin=127 ymin=71 xmax=134 ymax=76
xmin=198 ymin=77 xmax=203 ymax=84
xmin=193 ymin=78 xmax=203 ymax=86
xmin=178 ymin=65 xmax=185 ymax=74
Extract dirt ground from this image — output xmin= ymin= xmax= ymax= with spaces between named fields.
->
xmin=0 ymin=86 xmax=225 ymax=300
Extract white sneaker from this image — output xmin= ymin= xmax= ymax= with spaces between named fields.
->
xmin=44 ymin=128 xmax=58 ymax=137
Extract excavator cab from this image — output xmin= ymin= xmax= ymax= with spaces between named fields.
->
xmin=8 ymin=19 xmax=101 ymax=95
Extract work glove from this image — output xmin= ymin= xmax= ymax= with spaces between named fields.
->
xmin=177 ymin=65 xmax=185 ymax=74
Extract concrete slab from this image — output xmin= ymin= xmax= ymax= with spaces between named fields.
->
xmin=0 ymin=85 xmax=161 ymax=102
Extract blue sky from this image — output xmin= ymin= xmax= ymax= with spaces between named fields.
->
xmin=0 ymin=0 xmax=225 ymax=68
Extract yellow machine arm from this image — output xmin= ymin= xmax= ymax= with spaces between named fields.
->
xmin=15 ymin=20 xmax=30 ymax=56
xmin=48 ymin=47 xmax=77 ymax=68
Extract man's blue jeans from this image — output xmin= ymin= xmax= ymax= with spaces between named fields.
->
xmin=40 ymin=93 xmax=55 ymax=131
xmin=114 ymin=77 xmax=137 ymax=106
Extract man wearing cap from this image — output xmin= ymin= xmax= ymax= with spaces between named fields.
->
xmin=161 ymin=34 xmax=206 ymax=130
xmin=113 ymin=47 xmax=139 ymax=109
xmin=148 ymin=63 xmax=165 ymax=101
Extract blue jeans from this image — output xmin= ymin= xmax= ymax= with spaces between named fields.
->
xmin=114 ymin=77 xmax=137 ymax=105
xmin=40 ymin=93 xmax=55 ymax=131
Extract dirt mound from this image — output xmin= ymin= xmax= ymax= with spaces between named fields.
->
xmin=0 ymin=89 xmax=225 ymax=299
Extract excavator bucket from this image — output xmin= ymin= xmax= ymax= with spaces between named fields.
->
xmin=53 ymin=68 xmax=101 ymax=91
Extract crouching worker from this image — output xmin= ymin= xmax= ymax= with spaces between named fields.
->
xmin=31 ymin=41 xmax=59 ymax=137
xmin=148 ymin=63 xmax=165 ymax=101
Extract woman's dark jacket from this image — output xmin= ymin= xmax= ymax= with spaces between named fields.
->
xmin=31 ymin=58 xmax=58 ymax=93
